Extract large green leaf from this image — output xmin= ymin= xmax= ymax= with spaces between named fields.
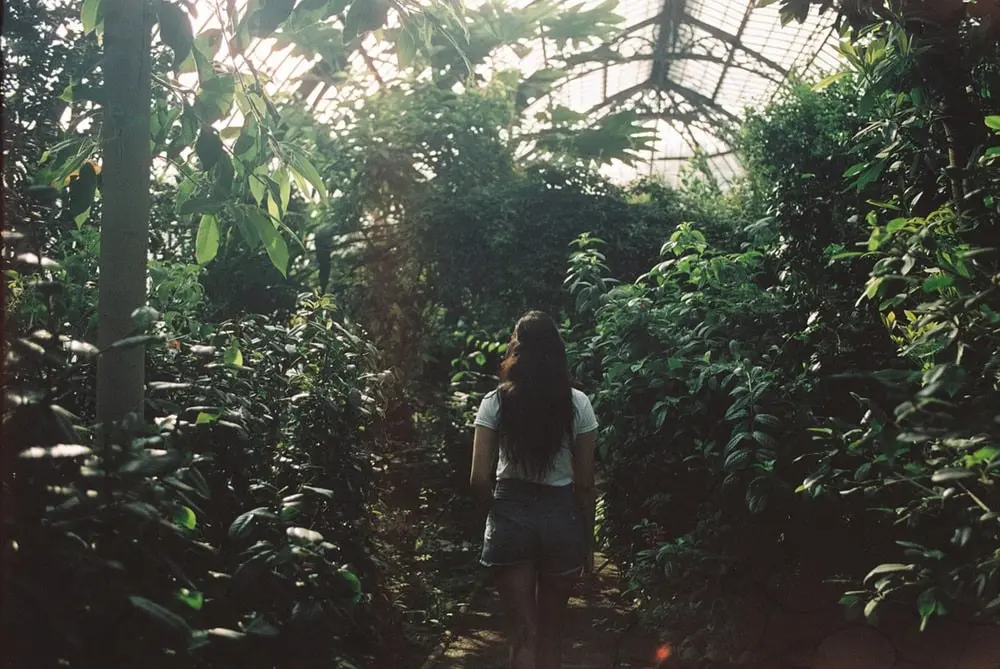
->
xmin=397 ymin=31 xmax=418 ymax=69
xmin=248 ymin=167 xmax=269 ymax=205
xmin=212 ymin=155 xmax=235 ymax=199
xmin=249 ymin=0 xmax=297 ymax=37
xmin=233 ymin=133 xmax=257 ymax=159
xmin=248 ymin=209 xmax=289 ymax=276
xmin=277 ymin=167 xmax=291 ymax=212
xmin=283 ymin=145 xmax=328 ymax=202
xmin=157 ymin=2 xmax=194 ymax=68
xmin=81 ymin=0 xmax=102 ymax=34
xmin=812 ymin=71 xmax=850 ymax=92
xmin=344 ymin=0 xmax=390 ymax=41
xmin=195 ymin=127 xmax=224 ymax=170
xmin=194 ymin=75 xmax=236 ymax=123
xmin=67 ymin=162 xmax=99 ymax=220
xmin=195 ymin=214 xmax=220 ymax=264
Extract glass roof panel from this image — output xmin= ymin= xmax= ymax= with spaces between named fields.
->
xmin=189 ymin=0 xmax=842 ymax=185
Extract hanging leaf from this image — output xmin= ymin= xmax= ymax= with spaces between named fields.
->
xmin=248 ymin=169 xmax=268 ymax=206
xmin=248 ymin=209 xmax=289 ymax=277
xmin=192 ymin=28 xmax=224 ymax=63
xmin=157 ymin=2 xmax=194 ymax=68
xmin=167 ymin=108 xmax=199 ymax=159
xmin=396 ymin=26 xmax=418 ymax=68
xmin=277 ymin=167 xmax=291 ymax=213
xmin=195 ymin=215 xmax=220 ymax=264
xmin=195 ymin=127 xmax=224 ymax=170
xmin=812 ymin=71 xmax=850 ymax=92
xmin=212 ymin=154 xmax=235 ymax=199
xmin=234 ymin=211 xmax=261 ymax=248
xmin=344 ymin=0 xmax=390 ymax=41
xmin=233 ymin=133 xmax=257 ymax=158
xmin=81 ymin=0 xmax=103 ymax=33
xmin=249 ymin=0 xmax=297 ymax=37
xmin=194 ymin=75 xmax=236 ymax=123
xmin=67 ymin=162 xmax=99 ymax=218
xmin=267 ymin=192 xmax=282 ymax=222
xmin=283 ymin=146 xmax=327 ymax=202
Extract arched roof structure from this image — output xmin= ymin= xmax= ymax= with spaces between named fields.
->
xmin=187 ymin=0 xmax=843 ymax=184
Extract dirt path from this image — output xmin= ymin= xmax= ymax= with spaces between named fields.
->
xmin=423 ymin=553 xmax=663 ymax=669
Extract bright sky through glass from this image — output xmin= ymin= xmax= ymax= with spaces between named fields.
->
xmin=186 ymin=0 xmax=841 ymax=185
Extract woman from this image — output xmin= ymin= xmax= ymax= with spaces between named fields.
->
xmin=470 ymin=311 xmax=598 ymax=669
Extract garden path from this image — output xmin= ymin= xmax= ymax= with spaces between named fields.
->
xmin=422 ymin=553 xmax=664 ymax=669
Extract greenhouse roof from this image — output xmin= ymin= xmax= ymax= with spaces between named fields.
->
xmin=189 ymin=0 xmax=843 ymax=185
xmin=553 ymin=0 xmax=844 ymax=183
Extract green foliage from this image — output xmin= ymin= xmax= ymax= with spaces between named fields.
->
xmin=568 ymin=7 xmax=1000 ymax=642
xmin=11 ymin=0 xmax=1000 ymax=662
xmin=3 ymin=290 xmax=405 ymax=668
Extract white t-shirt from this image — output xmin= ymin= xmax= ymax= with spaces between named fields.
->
xmin=474 ymin=387 xmax=598 ymax=487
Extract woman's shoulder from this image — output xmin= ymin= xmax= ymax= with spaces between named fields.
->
xmin=570 ymin=387 xmax=592 ymax=405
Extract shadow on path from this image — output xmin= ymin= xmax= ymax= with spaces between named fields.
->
xmin=427 ymin=554 xmax=662 ymax=669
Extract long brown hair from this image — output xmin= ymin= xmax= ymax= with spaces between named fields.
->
xmin=497 ymin=311 xmax=574 ymax=479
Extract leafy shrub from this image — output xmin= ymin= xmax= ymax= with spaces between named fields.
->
xmin=567 ymin=40 xmax=1000 ymax=645
xmin=3 ymin=290 xmax=407 ymax=668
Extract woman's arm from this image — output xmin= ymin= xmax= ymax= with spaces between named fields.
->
xmin=573 ymin=430 xmax=597 ymax=573
xmin=470 ymin=426 xmax=499 ymax=505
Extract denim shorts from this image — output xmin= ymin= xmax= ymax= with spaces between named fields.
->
xmin=480 ymin=479 xmax=586 ymax=576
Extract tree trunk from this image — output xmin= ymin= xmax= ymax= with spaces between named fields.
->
xmin=96 ymin=0 xmax=153 ymax=422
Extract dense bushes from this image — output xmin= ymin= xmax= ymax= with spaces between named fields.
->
xmin=567 ymin=25 xmax=1000 ymax=650
xmin=6 ymin=1 xmax=999 ymax=666
xmin=3 ymin=286 xmax=406 ymax=668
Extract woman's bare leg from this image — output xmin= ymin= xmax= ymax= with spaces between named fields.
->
xmin=495 ymin=563 xmax=538 ymax=669
xmin=535 ymin=571 xmax=578 ymax=669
